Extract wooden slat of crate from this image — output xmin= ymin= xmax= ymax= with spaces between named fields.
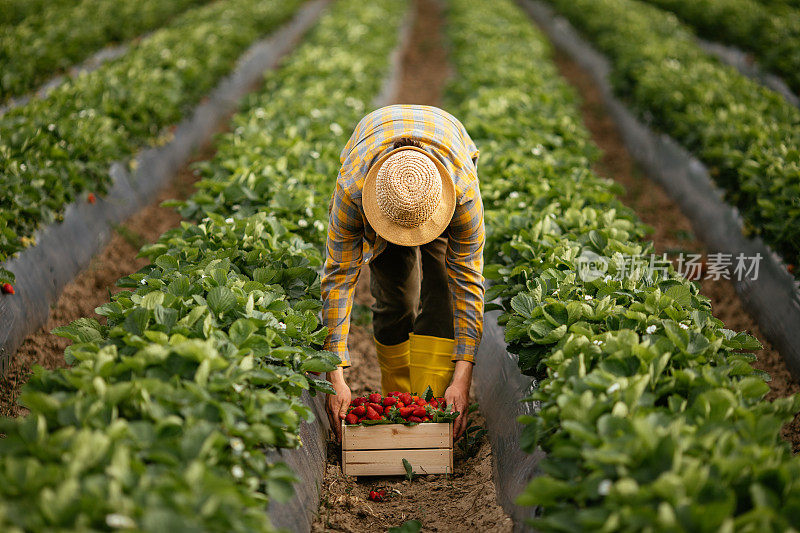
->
xmin=342 ymin=423 xmax=451 ymax=451
xmin=343 ymin=448 xmax=452 ymax=476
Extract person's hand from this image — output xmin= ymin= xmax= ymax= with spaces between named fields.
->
xmin=443 ymin=360 xmax=473 ymax=440
xmin=326 ymin=367 xmax=351 ymax=443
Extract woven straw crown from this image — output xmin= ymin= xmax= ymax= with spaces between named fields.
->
xmin=375 ymin=150 xmax=442 ymax=228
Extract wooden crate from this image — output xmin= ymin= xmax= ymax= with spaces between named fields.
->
xmin=342 ymin=422 xmax=453 ymax=476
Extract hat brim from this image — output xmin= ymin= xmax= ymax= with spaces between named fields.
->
xmin=363 ymin=146 xmax=456 ymax=247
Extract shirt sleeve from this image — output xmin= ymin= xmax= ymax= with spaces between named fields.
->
xmin=445 ymin=188 xmax=485 ymax=363
xmin=321 ymin=180 xmax=364 ymax=367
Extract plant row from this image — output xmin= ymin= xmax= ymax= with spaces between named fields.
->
xmin=640 ymin=0 xmax=800 ymax=96
xmin=446 ymin=0 xmax=800 ymax=530
xmin=0 ymin=0 xmax=408 ymax=530
xmin=0 ymin=0 xmax=212 ymax=101
xmin=0 ymin=0 xmax=303 ymax=282
xmin=541 ymin=0 xmax=800 ymax=278
xmin=0 ymin=0 xmax=79 ymax=27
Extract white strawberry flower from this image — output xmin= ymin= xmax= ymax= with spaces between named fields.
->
xmin=225 ymin=217 xmax=234 ymax=224
xmin=330 ymin=122 xmax=343 ymax=135
xmin=606 ymin=383 xmax=621 ymax=394
xmin=646 ymin=325 xmax=657 ymax=334
xmin=584 ymin=294 xmax=593 ymax=301
xmin=106 ymin=514 xmax=136 ymax=529
xmin=593 ymin=339 xmax=604 ymax=345
xmin=230 ymin=438 xmax=245 ymax=454
xmin=231 ymin=465 xmax=244 ymax=479
xmin=598 ymin=479 xmax=612 ymax=496
xmin=679 ymin=323 xmax=689 ymax=330
xmin=232 ymin=383 xmax=244 ymax=394
xmin=277 ymin=322 xmax=287 ymax=331
xmin=298 ymin=219 xmax=309 ymax=228
xmin=313 ymin=220 xmax=325 ymax=232
xmin=509 ymin=191 xmax=520 ymax=199
xmin=139 ymin=279 xmax=147 ymax=285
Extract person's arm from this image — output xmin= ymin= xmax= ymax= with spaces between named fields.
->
xmin=443 ymin=191 xmax=485 ymax=438
xmin=321 ymin=181 xmax=363 ymax=441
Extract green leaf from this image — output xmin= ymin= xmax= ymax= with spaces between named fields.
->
xmin=206 ymin=286 xmax=236 ymax=315
xmin=511 ymin=292 xmax=538 ymax=318
xmin=388 ymin=520 xmax=422 ymax=533
xmin=422 ymin=386 xmax=434 ymax=402
xmin=403 ymin=458 xmax=414 ymax=482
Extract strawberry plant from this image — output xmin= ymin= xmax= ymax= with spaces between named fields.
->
xmin=447 ymin=0 xmax=800 ymax=530
xmin=542 ymin=0 xmax=800 ymax=279
xmin=0 ymin=0 xmax=409 ymax=530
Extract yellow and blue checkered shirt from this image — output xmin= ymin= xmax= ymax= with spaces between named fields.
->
xmin=321 ymin=105 xmax=485 ymax=367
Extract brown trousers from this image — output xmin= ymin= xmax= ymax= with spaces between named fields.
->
xmin=369 ymin=235 xmax=454 ymax=345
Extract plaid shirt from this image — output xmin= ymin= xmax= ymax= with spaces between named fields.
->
xmin=321 ymin=105 xmax=485 ymax=367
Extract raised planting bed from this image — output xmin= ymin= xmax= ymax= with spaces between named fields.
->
xmin=0 ymin=0 xmax=326 ymax=375
xmin=447 ymin=0 xmax=800 ymax=530
xmin=0 ymin=0 xmax=212 ymax=101
xmin=0 ymin=1 xmax=412 ymax=530
xmin=521 ymin=0 xmax=800 ymax=382
xmin=0 ymin=0 xmax=305 ymax=270
xmin=638 ymin=0 xmax=800 ymax=98
xmin=528 ymin=0 xmax=800 ymax=284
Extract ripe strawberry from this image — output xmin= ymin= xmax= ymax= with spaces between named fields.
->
xmin=396 ymin=402 xmax=405 ymax=408
xmin=368 ymin=490 xmax=385 ymax=502
xmin=436 ymin=398 xmax=446 ymax=407
xmin=415 ymin=398 xmax=427 ymax=406
xmin=429 ymin=399 xmax=439 ymax=408
xmin=366 ymin=406 xmax=381 ymax=420
xmin=412 ymin=407 xmax=427 ymax=417
xmin=382 ymin=397 xmax=397 ymax=407
xmin=367 ymin=402 xmax=384 ymax=414
xmin=1 ymin=283 xmax=14 ymax=295
xmin=422 ymin=416 xmax=430 ymax=422
xmin=351 ymin=405 xmax=366 ymax=417
xmin=399 ymin=406 xmax=416 ymax=418
xmin=352 ymin=397 xmax=366 ymax=407
xmin=345 ymin=413 xmax=359 ymax=425
xmin=87 ymin=192 xmax=96 ymax=204
xmin=408 ymin=416 xmax=423 ymax=423
xmin=399 ymin=393 xmax=413 ymax=405
xmin=369 ymin=393 xmax=382 ymax=404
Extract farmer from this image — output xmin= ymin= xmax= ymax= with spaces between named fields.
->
xmin=322 ymin=104 xmax=485 ymax=441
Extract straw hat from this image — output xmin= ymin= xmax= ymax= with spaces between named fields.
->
xmin=363 ymin=146 xmax=456 ymax=247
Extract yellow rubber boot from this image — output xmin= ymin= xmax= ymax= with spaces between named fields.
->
xmin=409 ymin=333 xmax=455 ymax=397
xmin=374 ymin=338 xmax=411 ymax=396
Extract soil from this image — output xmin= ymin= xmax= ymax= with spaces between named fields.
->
xmin=550 ymin=49 xmax=800 ymax=452
xmin=0 ymin=147 xmax=207 ymax=418
xmin=312 ymin=1 xmax=513 ymax=531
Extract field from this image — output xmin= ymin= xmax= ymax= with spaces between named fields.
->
xmin=1 ymin=0 xmax=799 ymax=531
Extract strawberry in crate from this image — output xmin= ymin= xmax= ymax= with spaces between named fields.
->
xmin=344 ymin=387 xmax=459 ymax=426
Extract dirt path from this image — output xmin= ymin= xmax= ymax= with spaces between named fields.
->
xmin=311 ymin=1 xmax=513 ymax=531
xmin=551 ymin=50 xmax=800 ymax=452
xmin=0 ymin=145 xmax=211 ymax=417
